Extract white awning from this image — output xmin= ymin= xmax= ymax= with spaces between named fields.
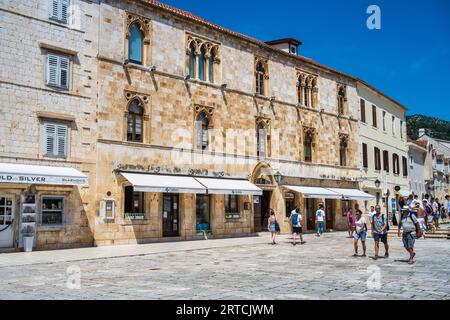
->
xmin=284 ymin=186 xmax=341 ymax=199
xmin=327 ymin=188 xmax=376 ymax=201
xmin=121 ymin=173 xmax=207 ymax=194
xmin=0 ymin=163 xmax=88 ymax=186
xmin=195 ymin=178 xmax=262 ymax=195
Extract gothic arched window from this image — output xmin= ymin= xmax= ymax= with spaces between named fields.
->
xmin=337 ymin=86 xmax=346 ymax=115
xmin=209 ymin=50 xmax=215 ymax=83
xmin=257 ymin=122 xmax=268 ymax=158
xmin=127 ymin=99 xmax=143 ymax=142
xmin=340 ymin=138 xmax=348 ymax=167
xmin=198 ymin=46 xmax=207 ymax=81
xmin=196 ymin=112 xmax=209 ymax=150
xmin=128 ymin=23 xmax=143 ymax=64
xmin=255 ymin=62 xmax=265 ymax=96
xmin=189 ymin=42 xmax=196 ymax=79
xmin=304 ymin=131 xmax=313 ymax=162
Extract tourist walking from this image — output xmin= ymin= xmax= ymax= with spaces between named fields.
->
xmin=289 ymin=207 xmax=305 ymax=245
xmin=347 ymin=208 xmax=356 ymax=238
xmin=353 ymin=210 xmax=367 ymax=257
xmin=268 ymin=209 xmax=279 ymax=245
xmin=433 ymin=198 xmax=440 ymax=229
xmin=415 ymin=201 xmax=427 ymax=239
xmin=371 ymin=205 xmax=389 ymax=259
xmin=316 ymin=204 xmax=326 ymax=237
xmin=398 ymin=206 xmax=422 ymax=265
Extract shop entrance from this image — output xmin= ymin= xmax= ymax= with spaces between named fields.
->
xmin=325 ymin=199 xmax=335 ymax=230
xmin=254 ymin=191 xmax=272 ymax=232
xmin=163 ymin=193 xmax=179 ymax=237
xmin=0 ymin=196 xmax=15 ymax=248
xmin=306 ymin=198 xmax=316 ymax=231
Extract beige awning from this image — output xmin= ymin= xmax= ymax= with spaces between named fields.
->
xmin=195 ymin=178 xmax=262 ymax=195
xmin=284 ymin=186 xmax=341 ymax=199
xmin=121 ymin=173 xmax=206 ymax=194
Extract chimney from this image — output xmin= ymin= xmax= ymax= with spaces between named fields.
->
xmin=265 ymin=38 xmax=302 ymax=56
xmin=418 ymin=128 xmax=426 ymax=137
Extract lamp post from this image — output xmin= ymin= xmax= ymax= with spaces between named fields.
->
xmin=374 ymin=179 xmax=381 ymax=189
xmin=274 ymin=171 xmax=283 ymax=184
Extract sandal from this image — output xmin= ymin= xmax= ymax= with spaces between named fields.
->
xmin=353 ymin=254 xmax=359 ymax=257
xmin=408 ymin=260 xmax=415 ymax=265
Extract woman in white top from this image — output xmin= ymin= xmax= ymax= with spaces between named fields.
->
xmin=353 ymin=210 xmax=367 ymax=257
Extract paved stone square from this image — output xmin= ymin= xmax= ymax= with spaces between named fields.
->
xmin=0 ymin=231 xmax=449 ymax=300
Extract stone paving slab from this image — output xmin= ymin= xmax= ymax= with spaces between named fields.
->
xmin=0 ymin=232 xmax=449 ymax=300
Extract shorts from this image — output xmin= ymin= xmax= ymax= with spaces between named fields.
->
xmin=402 ymin=232 xmax=416 ymax=250
xmin=293 ymin=226 xmax=302 ymax=234
xmin=353 ymin=230 xmax=367 ymax=241
xmin=434 ymin=214 xmax=440 ymax=220
xmin=373 ymin=233 xmax=388 ymax=244
xmin=441 ymin=213 xmax=446 ymax=219
xmin=269 ymin=224 xmax=276 ymax=233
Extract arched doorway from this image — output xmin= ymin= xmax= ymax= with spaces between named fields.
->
xmin=251 ymin=163 xmax=276 ymax=232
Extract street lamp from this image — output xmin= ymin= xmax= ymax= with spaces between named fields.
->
xmin=374 ymin=179 xmax=381 ymax=189
xmin=274 ymin=171 xmax=283 ymax=184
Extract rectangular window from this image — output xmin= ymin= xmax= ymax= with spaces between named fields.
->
xmin=402 ymin=156 xmax=408 ymax=177
xmin=49 ymin=0 xmax=70 ymax=23
xmin=41 ymin=196 xmax=64 ymax=226
xmin=382 ymin=111 xmax=386 ymax=131
xmin=225 ymin=195 xmax=239 ymax=214
xmin=43 ymin=122 xmax=68 ymax=158
xmin=374 ymin=147 xmax=381 ymax=171
xmin=124 ymin=186 xmax=144 ymax=216
xmin=400 ymin=120 xmax=404 ymax=138
xmin=383 ymin=150 xmax=389 ymax=173
xmin=392 ymin=116 xmax=396 ymax=135
xmin=360 ymin=99 xmax=366 ymax=123
xmin=285 ymin=192 xmax=295 ymax=218
xmin=372 ymin=105 xmax=378 ymax=128
xmin=46 ymin=53 xmax=70 ymax=89
xmin=362 ymin=143 xmax=368 ymax=168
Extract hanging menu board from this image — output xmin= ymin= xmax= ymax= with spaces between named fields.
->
xmin=19 ymin=194 xmax=37 ymax=248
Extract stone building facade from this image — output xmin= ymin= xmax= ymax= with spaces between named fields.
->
xmin=0 ymin=0 xmax=99 ymax=249
xmin=1 ymin=0 xmax=412 ymax=251
xmin=417 ymin=131 xmax=450 ymax=201
xmin=357 ymin=81 xmax=409 ymax=222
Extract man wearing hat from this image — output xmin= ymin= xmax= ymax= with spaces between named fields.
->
xmin=398 ymin=205 xmax=422 ymax=264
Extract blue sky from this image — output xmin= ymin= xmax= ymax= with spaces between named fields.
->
xmin=162 ymin=0 xmax=450 ymax=120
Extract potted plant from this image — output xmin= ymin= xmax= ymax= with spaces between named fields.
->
xmin=22 ymin=225 xmax=35 ymax=252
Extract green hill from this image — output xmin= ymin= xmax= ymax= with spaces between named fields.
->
xmin=407 ymin=114 xmax=450 ymax=140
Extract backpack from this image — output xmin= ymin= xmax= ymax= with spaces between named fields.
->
xmin=292 ymin=213 xmax=299 ymax=226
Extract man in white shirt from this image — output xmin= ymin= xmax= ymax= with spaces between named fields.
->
xmin=315 ymin=204 xmax=326 ymax=237
xmin=367 ymin=206 xmax=376 ymax=226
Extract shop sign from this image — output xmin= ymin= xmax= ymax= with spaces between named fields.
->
xmin=0 ymin=174 xmax=87 ymax=186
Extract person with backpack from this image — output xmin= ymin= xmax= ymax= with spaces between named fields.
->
xmin=371 ymin=205 xmax=389 ymax=259
xmin=290 ymin=207 xmax=305 ymax=246
xmin=398 ymin=205 xmax=423 ymax=265
xmin=353 ymin=210 xmax=367 ymax=257
xmin=315 ymin=204 xmax=326 ymax=237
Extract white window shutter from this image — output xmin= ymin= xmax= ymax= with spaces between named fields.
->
xmin=44 ymin=123 xmax=56 ymax=156
xmin=61 ymin=0 xmax=69 ymax=22
xmin=59 ymin=56 xmax=70 ymax=88
xmin=49 ymin=0 xmax=59 ymax=20
xmin=56 ymin=124 xmax=68 ymax=157
xmin=46 ymin=54 xmax=59 ymax=86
